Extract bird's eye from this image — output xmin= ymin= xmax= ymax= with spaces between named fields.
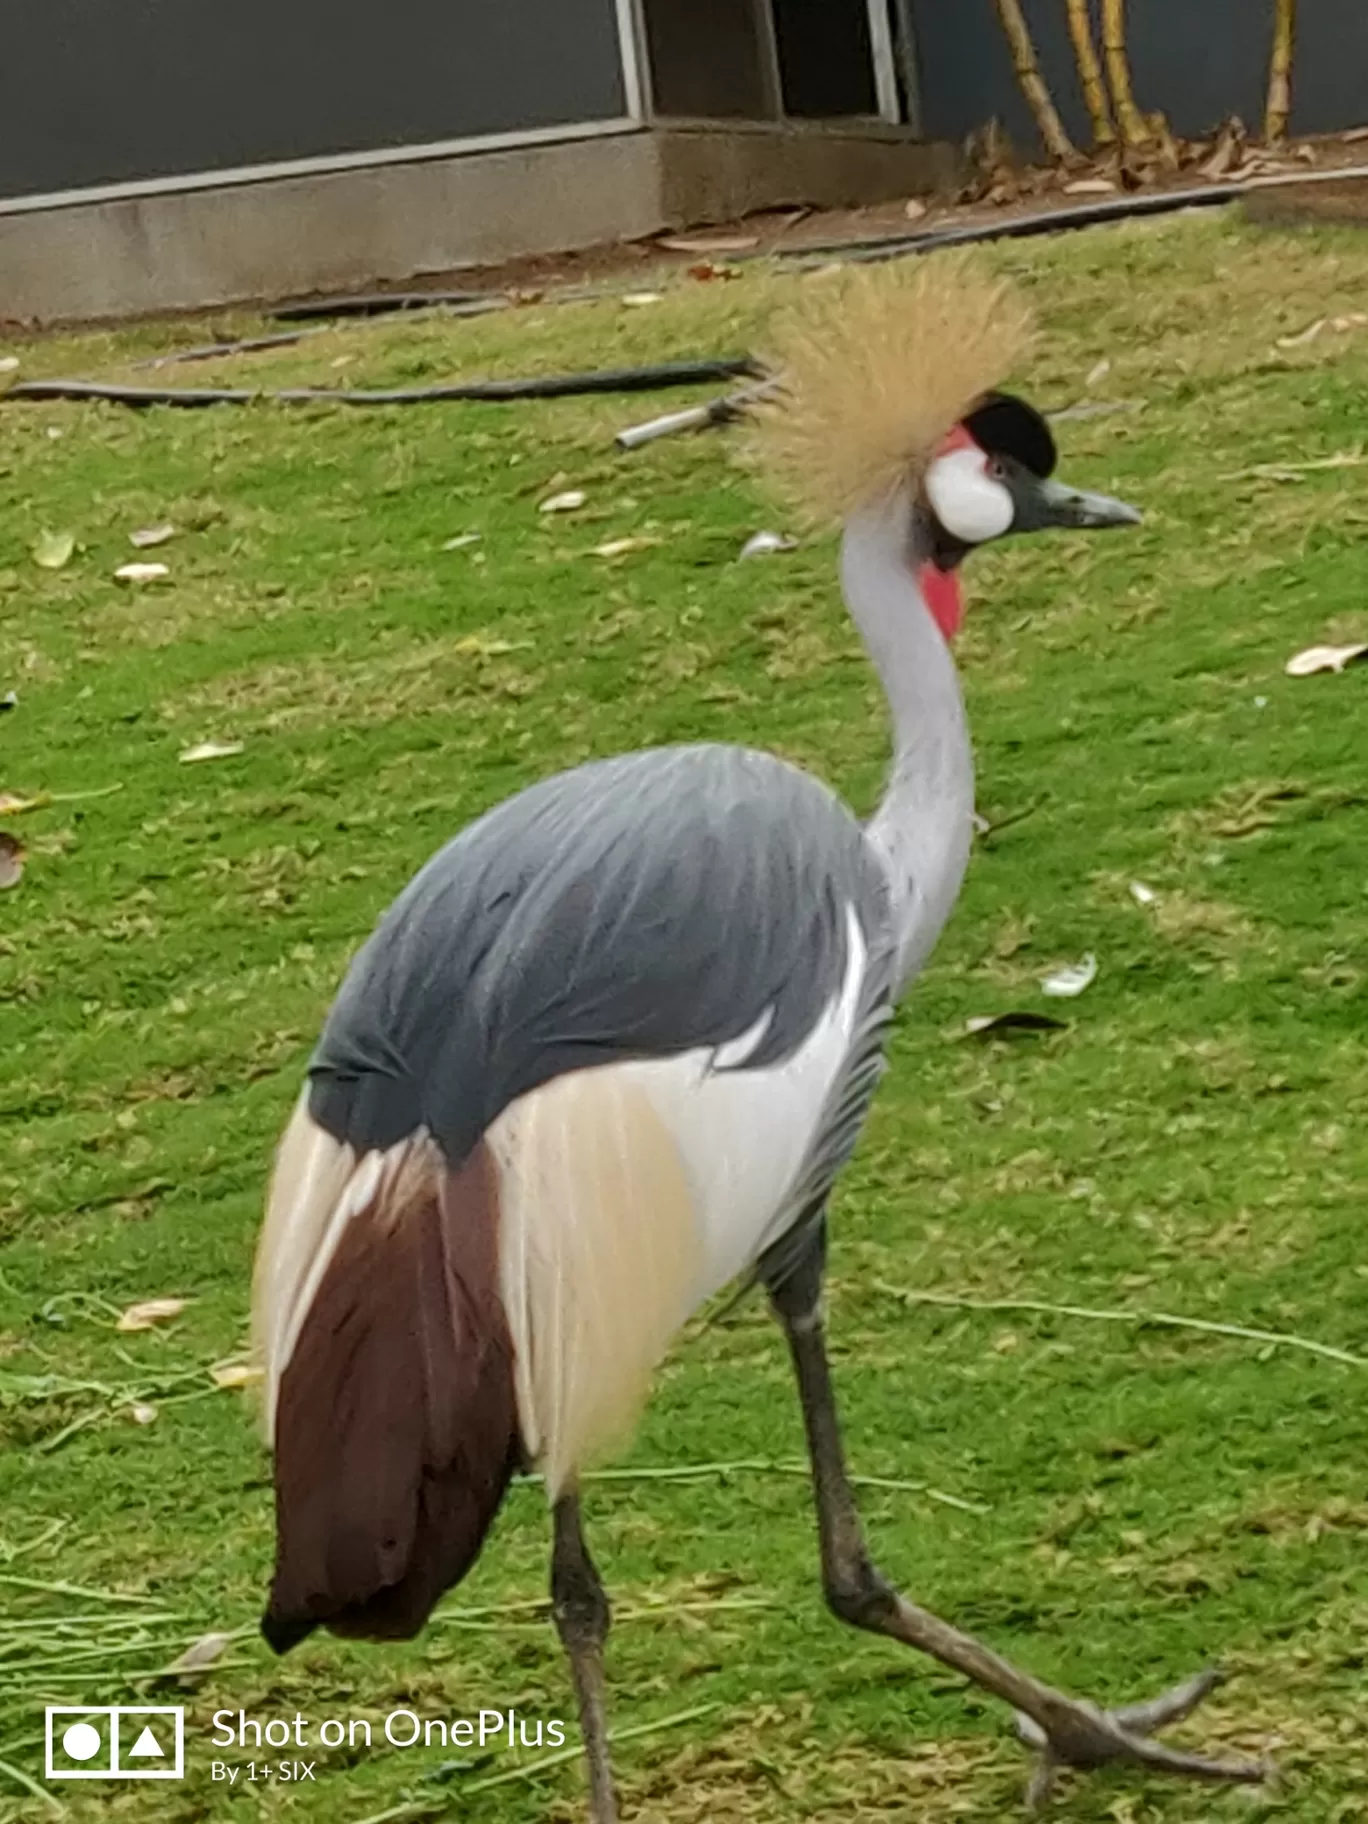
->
xmin=985 ymin=457 xmax=1007 ymax=482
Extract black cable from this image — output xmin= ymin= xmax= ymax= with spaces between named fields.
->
xmin=779 ymin=182 xmax=1246 ymax=266
xmin=269 ymin=290 xmax=501 ymax=321
xmin=4 ymin=357 xmax=763 ymax=411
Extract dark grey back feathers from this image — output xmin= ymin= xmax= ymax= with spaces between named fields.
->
xmin=308 ymin=744 xmax=895 ymax=1163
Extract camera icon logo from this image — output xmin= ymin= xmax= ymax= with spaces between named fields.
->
xmin=45 ymin=1706 xmax=185 ymax=1781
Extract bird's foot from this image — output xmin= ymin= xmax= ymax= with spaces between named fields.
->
xmin=1012 ymin=1669 xmax=1274 ymax=1809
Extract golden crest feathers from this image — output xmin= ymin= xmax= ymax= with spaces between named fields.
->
xmin=743 ymin=252 xmax=1034 ymax=523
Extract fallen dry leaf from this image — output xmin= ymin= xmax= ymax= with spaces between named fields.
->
xmin=441 ymin=532 xmax=482 ymax=551
xmin=117 ymin=1296 xmax=190 ymax=1332
xmin=114 ymin=561 xmax=171 ymax=584
xmin=127 ymin=1403 xmax=158 ymax=1426
xmin=32 ymin=530 xmax=75 ymax=570
xmin=451 ymin=634 xmax=528 ymax=658
xmin=591 ymin=536 xmax=662 ymax=558
xmin=167 ymin=1631 xmax=233 ymax=1675
xmin=740 ymin=530 xmax=798 ymax=558
xmin=1277 ymin=318 xmax=1327 ymax=350
xmin=1041 ymin=954 xmax=1098 ymax=999
xmin=178 ymin=740 xmax=244 ymax=763
xmin=1085 ymin=357 xmax=1112 ymax=388
xmin=211 ymin=1362 xmax=262 ymax=1391
xmin=539 ymin=489 xmax=586 ymax=514
xmin=1199 ymin=118 xmax=1247 ymax=179
xmin=903 ymin=197 xmax=929 ymax=222
xmin=1129 ymin=880 xmax=1158 ymax=906
xmin=1285 ymin=642 xmax=1368 ymax=677
xmin=660 ymin=232 xmax=758 ymax=254
xmin=620 ymin=292 xmax=663 ymax=308
xmin=963 ymin=1011 xmax=1068 ymax=1038
xmin=129 ymin=523 xmax=176 ymax=549
xmin=1064 ymin=177 xmax=1118 ymax=196
xmin=0 ymin=832 xmax=25 ymax=890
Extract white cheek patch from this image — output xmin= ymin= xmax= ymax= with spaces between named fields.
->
xmin=925 ymin=449 xmax=1014 ymax=544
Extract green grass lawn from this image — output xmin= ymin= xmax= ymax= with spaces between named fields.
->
xmin=2 ymin=212 xmax=1367 ymax=1824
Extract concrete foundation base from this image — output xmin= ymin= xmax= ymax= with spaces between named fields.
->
xmin=0 ymin=124 xmax=958 ymax=326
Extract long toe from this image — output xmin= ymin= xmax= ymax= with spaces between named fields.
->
xmin=1013 ymin=1669 xmax=1273 ymax=1808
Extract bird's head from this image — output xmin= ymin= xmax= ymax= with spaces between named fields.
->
xmin=745 ymin=253 xmax=1141 ymax=641
xmin=917 ymin=390 xmax=1141 ymax=638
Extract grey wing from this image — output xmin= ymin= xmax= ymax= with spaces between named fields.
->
xmin=307 ymin=743 xmax=896 ymax=1164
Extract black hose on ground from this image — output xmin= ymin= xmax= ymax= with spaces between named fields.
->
xmin=778 ymin=181 xmax=1247 ymax=266
xmin=3 ymin=357 xmax=763 ymax=411
xmin=269 ymin=291 xmax=498 ymax=321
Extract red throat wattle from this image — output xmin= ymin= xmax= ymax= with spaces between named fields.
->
xmin=917 ymin=562 xmax=964 ymax=641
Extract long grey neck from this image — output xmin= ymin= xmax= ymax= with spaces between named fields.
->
xmin=840 ymin=490 xmax=975 ymax=994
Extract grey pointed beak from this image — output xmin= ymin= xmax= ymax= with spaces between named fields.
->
xmin=1035 ymin=476 xmax=1143 ymax=530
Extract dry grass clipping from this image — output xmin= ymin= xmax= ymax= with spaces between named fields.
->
xmin=743 ymin=253 xmax=1034 ymax=525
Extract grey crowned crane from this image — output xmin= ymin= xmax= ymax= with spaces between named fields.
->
xmin=252 ymin=258 xmax=1266 ymax=1813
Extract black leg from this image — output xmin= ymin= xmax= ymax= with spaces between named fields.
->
xmin=551 ymin=1492 xmax=618 ymax=1824
xmin=763 ymin=1225 xmax=1270 ymax=1806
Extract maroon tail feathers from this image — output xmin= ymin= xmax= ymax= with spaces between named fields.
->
xmin=263 ymin=1138 xmax=520 ymax=1652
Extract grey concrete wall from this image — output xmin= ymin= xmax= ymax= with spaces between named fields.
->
xmin=0 ymin=0 xmax=626 ymax=201
xmin=909 ymin=0 xmax=1367 ymax=149
xmin=0 ymin=126 xmax=952 ymax=325
xmin=0 ymin=133 xmax=661 ymax=322
xmin=655 ymin=125 xmax=954 ymax=220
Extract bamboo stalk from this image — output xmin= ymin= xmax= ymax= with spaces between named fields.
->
xmin=1099 ymin=0 xmax=1151 ymax=148
xmin=1265 ymin=0 xmax=1296 ymax=142
xmin=990 ymin=0 xmax=1080 ymax=165
xmin=1064 ymin=0 xmax=1114 ymax=147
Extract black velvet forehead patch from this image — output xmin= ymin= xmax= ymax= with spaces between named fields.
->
xmin=964 ymin=392 xmax=1058 ymax=478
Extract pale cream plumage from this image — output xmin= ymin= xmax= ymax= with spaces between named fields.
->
xmin=487 ymin=1069 xmax=703 ymax=1498
xmin=256 ymin=1073 xmax=705 ymax=1497
xmin=252 ymin=1091 xmax=355 ymax=1442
